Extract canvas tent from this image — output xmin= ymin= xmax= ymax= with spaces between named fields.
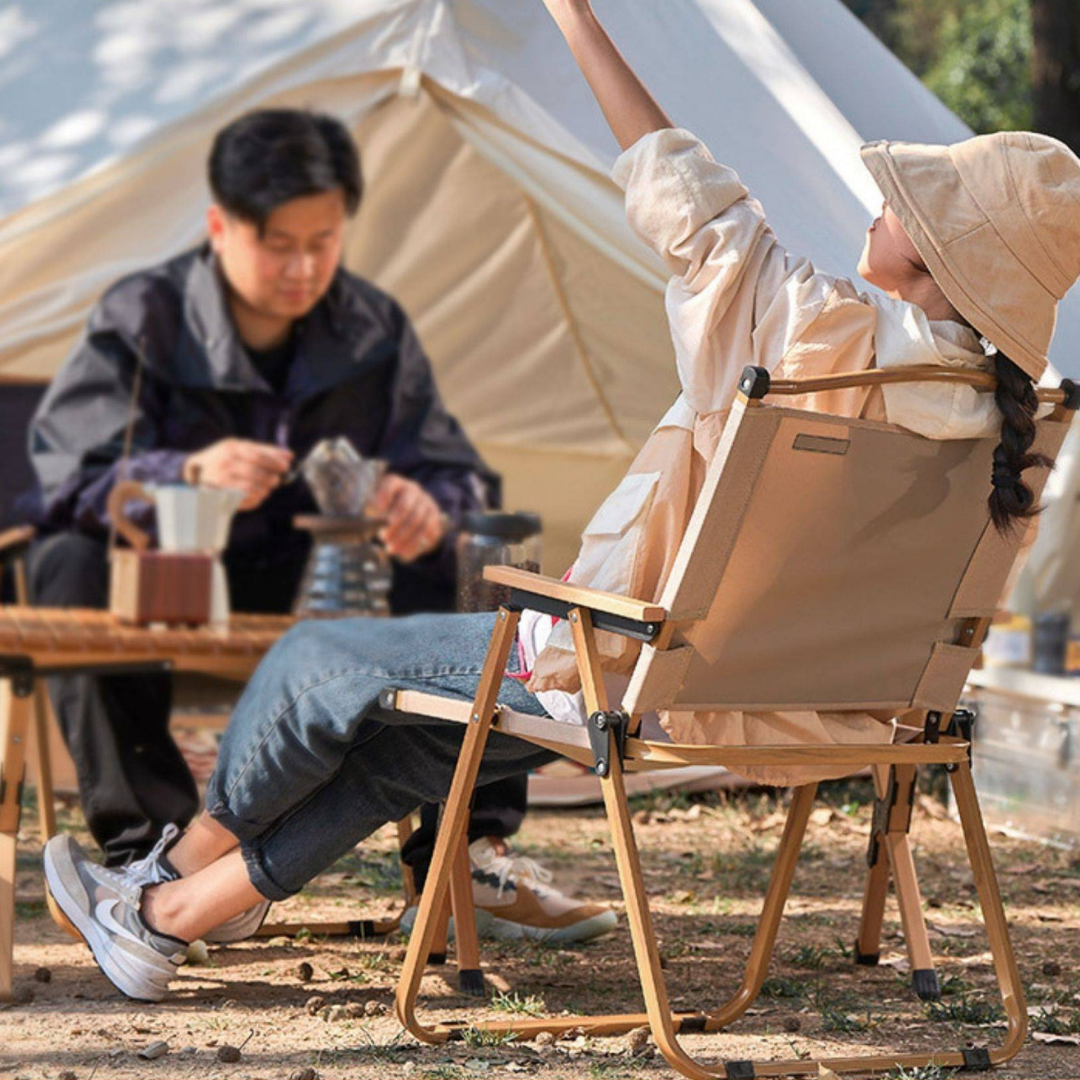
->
xmin=2 ymin=0 xmax=1077 ymax=589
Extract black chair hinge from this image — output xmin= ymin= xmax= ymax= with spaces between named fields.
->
xmin=962 ymin=1046 xmax=992 ymax=1070
xmin=944 ymin=707 xmax=976 ymax=771
xmin=588 ymin=710 xmax=629 ymax=777
xmin=866 ymin=765 xmax=915 ymax=867
xmin=923 ymin=709 xmax=942 ymax=744
xmin=725 ymin=1061 xmax=756 ymax=1079
xmin=0 ymin=655 xmax=35 ymax=697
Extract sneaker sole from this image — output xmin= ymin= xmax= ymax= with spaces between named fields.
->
xmin=401 ymin=906 xmax=617 ymax=946
xmin=483 ymin=908 xmax=618 ymax=945
xmin=43 ymin=845 xmax=166 ymax=1004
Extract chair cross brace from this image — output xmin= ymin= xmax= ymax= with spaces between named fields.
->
xmin=867 ymin=765 xmax=915 ymax=868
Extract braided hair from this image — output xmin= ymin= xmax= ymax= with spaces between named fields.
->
xmin=988 ymin=352 xmax=1051 ymax=533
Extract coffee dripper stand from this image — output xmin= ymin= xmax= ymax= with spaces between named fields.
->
xmin=292 ymin=441 xmax=393 ymax=618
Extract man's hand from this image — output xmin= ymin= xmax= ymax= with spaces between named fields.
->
xmin=182 ymin=438 xmax=293 ymax=511
xmin=371 ymin=474 xmax=447 ymax=563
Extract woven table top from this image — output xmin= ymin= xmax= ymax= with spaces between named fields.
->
xmin=0 ymin=606 xmax=294 ymax=669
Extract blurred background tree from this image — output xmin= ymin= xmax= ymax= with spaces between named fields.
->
xmin=842 ymin=0 xmax=1079 ymax=154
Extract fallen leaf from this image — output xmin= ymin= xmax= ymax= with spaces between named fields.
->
xmin=1032 ymin=1032 xmax=1080 ymax=1045
xmin=1003 ymin=862 xmax=1041 ymax=875
xmin=809 ymin=808 xmax=833 ymax=826
xmin=818 ymin=1066 xmax=843 ymax=1079
xmin=927 ymin=922 xmax=978 ymax=938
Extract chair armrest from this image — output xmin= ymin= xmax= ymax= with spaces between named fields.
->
xmin=0 ymin=525 xmax=35 ymax=566
xmin=482 ymin=565 xmax=665 ymax=633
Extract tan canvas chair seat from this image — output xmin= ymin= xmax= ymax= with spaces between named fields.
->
xmin=383 ymin=365 xmax=1077 ymax=1080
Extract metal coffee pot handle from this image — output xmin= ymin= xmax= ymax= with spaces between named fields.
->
xmin=107 ymin=480 xmax=154 ymax=551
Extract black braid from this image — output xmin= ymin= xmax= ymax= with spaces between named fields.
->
xmin=988 ymin=352 xmax=1052 ymax=533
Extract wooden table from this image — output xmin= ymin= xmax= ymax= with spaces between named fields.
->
xmin=0 ymin=606 xmax=294 ymax=1000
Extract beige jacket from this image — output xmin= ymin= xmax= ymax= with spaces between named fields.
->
xmin=528 ymin=129 xmax=1033 ymax=782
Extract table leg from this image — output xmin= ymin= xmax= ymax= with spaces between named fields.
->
xmin=1 ymin=679 xmax=33 ymax=1002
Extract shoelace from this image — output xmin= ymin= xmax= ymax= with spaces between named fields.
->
xmin=473 ymin=848 xmax=554 ymax=900
xmin=121 ymin=823 xmax=180 ymax=889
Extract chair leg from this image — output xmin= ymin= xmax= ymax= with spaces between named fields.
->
xmin=856 ymin=764 xmax=938 ymax=999
xmin=450 ymin=835 xmax=484 ymax=996
xmin=397 ymin=816 xmax=418 ymax=908
xmin=0 ymin=680 xmax=33 ymax=1003
xmin=30 ymin=686 xmax=57 ymax=841
xmin=948 ymin=760 xmax=1027 ymax=1062
xmin=888 ymin=831 xmax=938 ymax=999
xmin=703 ymin=782 xmax=817 ymax=1030
xmin=855 ymin=850 xmax=889 ymax=965
xmin=396 ymin=607 xmax=520 ymax=1043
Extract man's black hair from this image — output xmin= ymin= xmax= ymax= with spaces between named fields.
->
xmin=208 ymin=109 xmax=362 ymax=230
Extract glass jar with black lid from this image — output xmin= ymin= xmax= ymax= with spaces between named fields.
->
xmin=456 ymin=511 xmax=542 ymax=613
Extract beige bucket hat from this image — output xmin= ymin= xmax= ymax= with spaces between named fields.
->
xmin=861 ymin=130 xmax=1080 ymax=380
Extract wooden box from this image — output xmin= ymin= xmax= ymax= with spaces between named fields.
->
xmin=109 ymin=549 xmax=213 ymax=626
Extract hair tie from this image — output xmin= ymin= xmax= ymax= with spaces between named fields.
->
xmin=991 ymin=462 xmax=1017 ymax=490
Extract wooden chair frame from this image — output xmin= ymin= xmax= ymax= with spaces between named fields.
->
xmin=385 ymin=368 xmax=1077 ymax=1079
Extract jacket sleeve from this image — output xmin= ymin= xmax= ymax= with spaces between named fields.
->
xmin=29 ymin=321 xmax=183 ymax=538
xmin=376 ymin=299 xmax=501 ymax=580
xmin=613 ymin=128 xmax=863 ymax=414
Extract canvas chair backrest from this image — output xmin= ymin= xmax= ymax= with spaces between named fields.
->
xmin=622 ymin=391 xmax=1072 ymax=719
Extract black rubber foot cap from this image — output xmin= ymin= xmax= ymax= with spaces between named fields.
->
xmin=853 ymin=941 xmax=880 ymax=966
xmin=913 ymin=968 xmax=941 ymax=1001
xmin=428 ymin=952 xmax=447 ymax=966
xmin=458 ymin=968 xmax=486 ymax=997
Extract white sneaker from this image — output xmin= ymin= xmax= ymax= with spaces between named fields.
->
xmin=402 ymin=837 xmax=617 ymax=945
xmin=119 ymin=824 xmax=270 ymax=945
xmin=43 ymin=834 xmax=187 ymax=1002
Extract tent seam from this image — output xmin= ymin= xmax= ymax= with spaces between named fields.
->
xmin=523 ymin=194 xmax=634 ymax=454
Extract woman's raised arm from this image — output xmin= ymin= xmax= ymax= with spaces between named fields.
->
xmin=542 ymin=0 xmax=673 ymax=150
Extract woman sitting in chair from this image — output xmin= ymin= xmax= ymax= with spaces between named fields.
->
xmin=45 ymin=0 xmax=1080 ymax=1002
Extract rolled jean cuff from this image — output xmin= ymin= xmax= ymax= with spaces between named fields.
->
xmin=240 ymin=842 xmax=296 ymax=902
xmin=206 ymin=796 xmax=268 ymax=845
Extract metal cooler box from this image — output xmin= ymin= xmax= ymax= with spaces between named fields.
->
xmin=961 ymin=668 xmax=1080 ymax=848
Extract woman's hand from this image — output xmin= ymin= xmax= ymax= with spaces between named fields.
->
xmin=538 ymin=0 xmax=673 ymax=151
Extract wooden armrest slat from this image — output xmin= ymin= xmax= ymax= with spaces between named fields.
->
xmin=482 ymin=565 xmax=665 ymax=623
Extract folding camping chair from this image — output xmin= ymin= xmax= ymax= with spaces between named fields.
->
xmin=382 ymin=364 xmax=1077 ymax=1079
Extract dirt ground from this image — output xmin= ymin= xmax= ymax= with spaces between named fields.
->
xmin=3 ymin=779 xmax=1080 ymax=1080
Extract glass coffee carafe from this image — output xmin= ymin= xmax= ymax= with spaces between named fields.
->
xmin=292 ymin=438 xmax=392 ymax=618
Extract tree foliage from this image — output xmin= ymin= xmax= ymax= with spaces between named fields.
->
xmin=843 ymin=0 xmax=1034 ymax=134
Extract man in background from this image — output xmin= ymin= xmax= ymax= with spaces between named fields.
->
xmin=26 ymin=109 xmax=612 ymax=944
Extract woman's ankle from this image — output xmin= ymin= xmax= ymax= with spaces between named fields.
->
xmin=168 ymin=813 xmax=239 ymax=878
xmin=140 ymin=883 xmax=189 ymax=943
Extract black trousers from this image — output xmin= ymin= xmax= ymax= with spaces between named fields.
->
xmin=28 ymin=532 xmax=527 ymax=868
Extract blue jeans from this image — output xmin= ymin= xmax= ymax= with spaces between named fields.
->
xmin=205 ymin=613 xmax=556 ymax=900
